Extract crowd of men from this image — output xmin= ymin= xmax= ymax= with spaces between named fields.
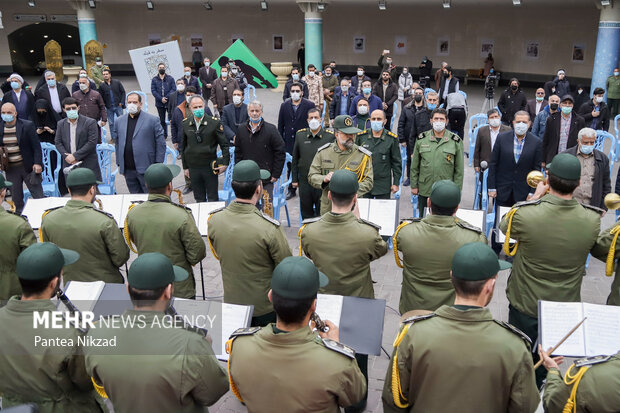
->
xmin=0 ymin=49 xmax=619 ymax=412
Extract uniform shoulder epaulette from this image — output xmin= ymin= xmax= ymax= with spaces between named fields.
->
xmin=402 ymin=313 xmax=436 ymax=324
xmin=581 ymin=203 xmax=605 ymax=215
xmin=208 ymin=206 xmax=226 ymax=216
xmin=229 ymin=326 xmax=260 ymax=339
xmin=298 ymin=128 xmax=307 ymax=133
xmin=131 ymin=200 xmax=145 ymax=206
xmin=574 ymin=355 xmax=612 ymax=368
xmin=260 ymin=212 xmax=281 ymax=226
xmin=324 ymin=129 xmax=334 ymax=134
xmin=493 ymin=320 xmax=532 ymax=346
xmin=357 ymin=146 xmax=372 ymax=156
xmin=455 ymin=218 xmax=483 ymax=234
xmin=359 ymin=218 xmax=381 ymax=230
xmin=211 ymin=116 xmax=219 ymax=120
xmin=43 ymin=205 xmax=64 ymax=214
xmin=93 ymin=208 xmax=115 ymax=220
xmin=356 ymin=130 xmax=366 ymax=136
xmin=172 ymin=202 xmax=193 ymax=213
xmin=387 ymin=130 xmax=398 ymax=139
xmin=317 ymin=142 xmax=332 ymax=152
xmin=8 ymin=210 xmax=29 ymax=222
xmin=513 ymin=199 xmax=541 ymax=208
xmin=301 ymin=216 xmax=321 ymax=225
xmin=452 ymin=134 xmax=462 ymax=142
xmin=399 ymin=217 xmax=421 ymax=225
xmin=321 ymin=338 xmax=356 ymax=359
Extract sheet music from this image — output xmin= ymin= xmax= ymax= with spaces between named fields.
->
xmin=497 ymin=206 xmax=516 ymax=243
xmin=119 ymin=194 xmax=148 ymax=226
xmin=455 ymin=209 xmax=485 ymax=231
xmin=64 ymin=281 xmax=105 ymax=313
xmin=356 ymin=198 xmax=370 ymax=221
xmin=172 ymin=297 xmax=212 ymax=322
xmin=219 ymin=303 xmax=252 ymax=360
xmin=199 ymin=202 xmax=226 ymax=236
xmin=367 ymin=199 xmax=398 ymax=236
xmin=539 ymin=301 xmax=585 ymax=357
xmin=315 ymin=294 xmax=344 ymax=327
xmin=583 ymin=303 xmax=620 ymax=356
xmin=22 ymin=197 xmax=69 ymax=229
xmin=96 ymin=195 xmax=125 ymax=226
xmin=186 ymin=203 xmax=201 ymax=230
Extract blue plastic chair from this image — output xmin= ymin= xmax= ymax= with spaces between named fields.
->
xmin=243 ymin=85 xmax=257 ymax=104
xmin=96 ymin=143 xmax=118 ymax=195
xmin=614 ymin=114 xmax=620 ymax=161
xmin=218 ymin=147 xmax=236 ymax=204
xmin=458 ymin=90 xmax=467 ymax=100
xmin=390 ymin=101 xmax=399 ymax=133
xmin=594 ymin=130 xmax=616 ymax=175
xmin=394 ymin=146 xmax=407 ymax=201
xmin=467 ymin=115 xmax=488 ymax=167
xmin=411 ymin=195 xmax=419 ymax=218
xmin=272 ymin=153 xmax=292 ymax=226
xmin=481 ymin=168 xmax=495 ymax=238
xmin=23 ymin=142 xmax=62 ymax=202
xmin=321 ymin=103 xmax=327 ymax=128
xmin=101 ymin=127 xmax=109 ymax=144
xmin=164 ymin=145 xmax=178 ymax=165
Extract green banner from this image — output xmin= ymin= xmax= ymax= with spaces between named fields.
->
xmin=212 ymin=39 xmax=277 ymax=89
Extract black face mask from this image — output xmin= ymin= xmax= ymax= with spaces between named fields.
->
xmin=414 ymin=95 xmax=423 ymax=103
xmin=37 ymin=111 xmax=47 ymax=117
xmin=550 ymin=103 xmax=559 ymax=111
xmin=511 ymin=85 xmax=518 ymax=91
xmin=444 ymin=73 xmax=450 ymax=79
xmin=158 ymin=69 xmax=165 ymax=75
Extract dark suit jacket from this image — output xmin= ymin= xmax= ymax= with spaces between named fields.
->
xmin=198 ymin=66 xmax=218 ymax=98
xmin=221 ymin=103 xmax=249 ymax=142
xmin=277 ymin=98 xmax=315 ymax=154
xmin=34 ymin=83 xmax=71 ymax=117
xmin=564 ymin=146 xmax=610 ymax=210
xmin=525 ymin=99 xmax=547 ymax=122
xmin=372 ymin=81 xmax=399 ymax=116
xmin=55 ymin=115 xmax=101 ymax=180
xmin=1 ymin=90 xmax=35 ymax=121
xmin=114 ymin=111 xmax=166 ymax=175
xmin=473 ymin=124 xmax=511 ymax=168
xmin=542 ymin=112 xmax=585 ymax=164
xmin=329 ymin=88 xmax=355 ymax=119
xmin=488 ymin=131 xmax=542 ymax=204
xmin=0 ymin=119 xmax=42 ymax=173
xmin=97 ymin=79 xmax=126 ymax=109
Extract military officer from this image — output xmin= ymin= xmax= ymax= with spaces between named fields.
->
xmin=41 ymin=168 xmax=129 ymax=283
xmin=591 ymin=224 xmax=620 ymax=306
xmin=85 ymin=252 xmax=229 ymax=412
xmin=227 ymin=256 xmax=366 ymax=411
xmin=208 ymin=160 xmax=292 ymax=326
xmin=0 ymin=174 xmax=36 ymax=300
xmin=308 ymin=114 xmax=373 ymax=215
xmin=300 ymin=169 xmax=387 ymax=413
xmin=410 ymin=107 xmax=464 ymax=217
xmin=382 ymin=242 xmax=539 ymax=413
xmin=355 ymin=109 xmax=402 ymax=199
xmin=499 ymin=153 xmax=601 ymax=386
xmin=394 ymin=180 xmax=487 ymax=314
xmin=291 ymin=107 xmax=335 ymax=219
xmin=126 ymin=163 xmax=206 ymax=299
xmin=0 ymin=242 xmax=102 ymax=411
xmin=89 ymin=57 xmax=105 ymax=86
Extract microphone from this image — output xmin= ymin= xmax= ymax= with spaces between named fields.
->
xmin=63 ymin=161 xmax=83 ymax=175
xmin=480 ymin=161 xmax=488 ymax=171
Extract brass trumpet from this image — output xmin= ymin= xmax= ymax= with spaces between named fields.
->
xmin=604 ymin=193 xmax=620 ymax=210
xmin=172 ymin=188 xmax=185 ymax=205
xmin=94 ymin=198 xmax=103 ymax=210
xmin=6 ymin=200 xmax=16 ymax=213
xmin=526 ymin=170 xmax=546 ymax=189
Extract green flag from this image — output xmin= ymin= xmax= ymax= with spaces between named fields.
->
xmin=212 ymin=39 xmax=277 ymax=89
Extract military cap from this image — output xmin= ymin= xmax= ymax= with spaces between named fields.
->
xmin=547 ymin=153 xmax=581 ymax=181
xmin=66 ymin=168 xmax=102 ymax=188
xmin=430 ymin=180 xmax=461 ymax=208
xmin=329 ymin=169 xmax=359 ymax=195
xmin=95 ymin=57 xmax=102 ymax=62
xmin=333 ymin=115 xmax=362 ymax=134
xmin=271 ymin=256 xmax=328 ymax=299
xmin=232 ymin=160 xmax=270 ymax=182
xmin=451 ymin=242 xmax=511 ymax=281
xmin=0 ymin=174 xmax=13 ymax=189
xmin=17 ymin=242 xmax=79 ymax=280
xmin=145 ymin=163 xmax=181 ymax=189
xmin=560 ymin=94 xmax=574 ymax=103
xmin=127 ymin=252 xmax=188 ymax=290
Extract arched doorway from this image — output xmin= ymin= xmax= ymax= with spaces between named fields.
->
xmin=8 ymin=22 xmax=81 ymax=76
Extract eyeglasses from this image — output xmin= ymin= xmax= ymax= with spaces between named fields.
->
xmin=536 ymin=92 xmax=544 ymax=95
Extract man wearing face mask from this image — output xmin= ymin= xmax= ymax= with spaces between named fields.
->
xmin=351 ymin=66 xmax=371 ymax=96
xmin=606 ymin=67 xmax=620 ymax=118
xmin=221 ymin=88 xmax=248 ymax=143
xmin=578 ymin=87 xmax=610 ymax=131
xmin=473 ymin=109 xmax=511 ymax=176
xmin=438 ymin=66 xmax=460 ymax=106
xmin=373 ymin=70 xmax=399 ymax=127
xmin=302 ymin=64 xmax=324 ymax=112
xmin=171 ymin=87 xmax=213 ymax=155
xmin=1 ymin=73 xmax=35 ymax=121
xmin=97 ymin=68 xmax=126 ymax=143
xmin=114 ymin=92 xmax=166 ymax=194
xmin=497 ymin=78 xmax=527 ymax=125
xmin=532 ymin=94 xmax=560 ymax=138
xmin=283 ymin=67 xmax=309 ymax=101
xmin=406 ymin=92 xmax=438 ymax=184
xmin=278 ymin=83 xmax=315 ymax=157
xmin=330 ymin=77 xmax=355 ymax=121
xmin=72 ymin=76 xmax=107 ymax=143
xmin=355 ymin=110 xmax=401 ymax=199
xmin=526 ymin=88 xmax=548 ymax=122
xmin=553 ymin=69 xmax=570 ymax=98
xmin=352 ymin=98 xmax=371 ymax=131
xmin=398 ymin=87 xmax=426 ymax=185
xmin=34 ymin=71 xmax=71 ymax=118
xmin=167 ymin=78 xmax=187 ymax=116
xmin=542 ymin=95 xmax=585 ymax=166
xmin=151 ymin=63 xmax=176 ymax=139
xmin=182 ymin=66 xmax=200 ymax=92
xmin=89 ymin=57 xmax=106 ymax=86
xmin=398 ymin=67 xmax=414 ymax=102
xmin=322 ymin=66 xmax=339 ymax=113
xmin=349 ymin=80 xmax=383 ymax=117
xmin=199 ymin=57 xmax=218 ymax=102
xmin=70 ymin=69 xmax=96 ymax=94
xmin=210 ymin=66 xmax=240 ymax=116
xmin=573 ymin=84 xmax=589 ymax=111
xmin=228 ymin=60 xmax=248 ymax=91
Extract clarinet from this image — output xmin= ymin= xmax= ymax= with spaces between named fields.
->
xmin=165 ymin=304 xmax=208 ymax=337
xmin=311 ymin=312 xmax=329 ymax=333
xmin=56 ymin=288 xmax=88 ymax=333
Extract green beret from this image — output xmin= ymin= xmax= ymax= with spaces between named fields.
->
xmin=271 ymin=256 xmax=328 ymax=299
xmin=145 ymin=163 xmax=181 ymax=189
xmin=333 ymin=115 xmax=362 ymax=134
xmin=451 ymin=242 xmax=511 ymax=281
xmin=17 ymin=242 xmax=79 ymax=280
xmin=0 ymin=174 xmax=13 ymax=189
xmin=329 ymin=169 xmax=359 ymax=195
xmin=232 ymin=160 xmax=270 ymax=182
xmin=66 ymin=168 xmax=102 ymax=188
xmin=547 ymin=153 xmax=581 ymax=181
xmin=128 ymin=252 xmax=188 ymax=290
xmin=430 ymin=180 xmax=461 ymax=209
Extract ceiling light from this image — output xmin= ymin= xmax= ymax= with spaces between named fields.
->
xmin=88 ymin=0 xmax=96 ymax=8
xmin=512 ymin=0 xmax=521 ymax=5
xmin=67 ymin=34 xmax=72 ymax=38
xmin=203 ymin=1 xmax=213 ymax=10
xmin=146 ymin=1 xmax=154 ymax=10
xmin=43 ymin=34 xmax=48 ymax=38
xmin=443 ymin=0 xmax=450 ymax=8
xmin=601 ymin=0 xmax=611 ymax=5
xmin=317 ymin=2 xmax=325 ymax=11
xmin=260 ymin=1 xmax=267 ymax=11
xmin=378 ymin=0 xmax=386 ymax=10
xmin=28 ymin=0 xmax=35 ymax=6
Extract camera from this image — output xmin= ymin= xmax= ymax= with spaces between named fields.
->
xmin=485 ymin=74 xmax=498 ymax=99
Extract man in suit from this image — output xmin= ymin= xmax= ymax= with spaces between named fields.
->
xmin=1 ymin=74 xmax=35 ymax=122
xmin=488 ymin=110 xmax=542 ymax=253
xmin=97 ymin=68 xmax=126 ymax=143
xmin=34 ymin=71 xmax=71 ymax=118
xmin=474 ymin=109 xmax=512 ymax=172
xmin=282 ymin=67 xmax=309 ymax=101
xmin=542 ymin=94 xmax=585 ymax=166
xmin=0 ymin=103 xmax=44 ymax=213
xmin=198 ymin=57 xmax=218 ymax=104
xmin=114 ymin=92 xmax=166 ymax=193
xmin=526 ymin=88 xmax=547 ymax=122
xmin=330 ymin=77 xmax=355 ymax=121
xmin=221 ymin=88 xmax=248 ymax=143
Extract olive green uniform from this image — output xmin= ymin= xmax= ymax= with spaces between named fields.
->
xmin=207 ymin=202 xmax=292 ymax=317
xmin=308 ymin=142 xmax=374 ymax=215
xmin=85 ymin=309 xmax=229 ymax=413
xmin=382 ymin=306 xmax=539 ymax=413
xmin=126 ymin=194 xmax=206 ymax=298
xmin=590 ymin=223 xmax=620 ymax=306
xmin=395 ymin=215 xmax=487 ymax=314
xmin=0 ymin=207 xmax=36 ymax=300
xmin=228 ymin=325 xmax=366 ymax=412
xmin=355 ymin=128 xmax=402 ymax=197
xmin=89 ymin=65 xmax=105 ymax=86
xmin=543 ymin=352 xmax=620 ymax=413
xmin=41 ymin=200 xmax=129 ymax=284
xmin=0 ymin=297 xmax=101 ymax=412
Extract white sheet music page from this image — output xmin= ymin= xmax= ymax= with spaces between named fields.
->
xmin=64 ymin=281 xmax=105 ymax=313
xmin=219 ymin=303 xmax=252 ymax=360
xmin=186 ymin=203 xmax=201 ymax=232
xmin=199 ymin=202 xmax=226 ymax=236
xmin=367 ymin=199 xmax=397 ymax=236
xmin=497 ymin=206 xmax=516 ymax=243
xmin=315 ymin=294 xmax=344 ymax=327
xmin=96 ymin=195 xmax=125 ymax=226
xmin=455 ymin=209 xmax=484 ymax=231
xmin=356 ymin=198 xmax=370 ymax=221
xmin=583 ymin=303 xmax=620 ymax=356
xmin=539 ymin=301 xmax=586 ymax=357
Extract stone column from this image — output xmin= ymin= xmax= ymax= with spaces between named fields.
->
xmin=591 ymin=3 xmax=619 ymax=100
xmin=74 ymin=3 xmax=98 ymax=68
xmin=297 ymin=1 xmax=327 ymax=71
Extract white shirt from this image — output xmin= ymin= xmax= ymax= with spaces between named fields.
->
xmin=49 ymin=86 xmax=61 ymax=113
xmin=69 ymin=119 xmax=78 ymax=154
xmin=490 ymin=127 xmax=501 ymax=150
xmin=535 ymin=101 xmax=542 ymax=115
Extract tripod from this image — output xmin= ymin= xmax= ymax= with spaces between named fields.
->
xmin=481 ymin=96 xmax=495 ymax=113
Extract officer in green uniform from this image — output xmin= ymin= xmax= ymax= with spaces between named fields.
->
xmin=85 ymin=252 xmax=229 ymax=413
xmin=355 ymin=109 xmax=402 ymax=199
xmin=0 ymin=174 xmax=36 ymax=301
xmin=383 ymin=242 xmax=539 ymax=413
xmin=227 ymin=256 xmax=366 ymax=411
xmin=539 ymin=347 xmax=620 ymax=413
xmin=394 ymin=180 xmax=487 ymax=314
xmin=89 ymin=57 xmax=105 ymax=86
xmin=410 ymin=107 xmax=464 ymax=217
xmin=41 ymin=168 xmax=129 ymax=284
xmin=126 ymin=163 xmax=206 ymax=299
xmin=208 ymin=160 xmax=292 ymax=326
xmin=308 ymin=114 xmax=374 ymax=215
xmin=291 ymin=107 xmax=335 ymax=219
xmin=0 ymin=242 xmax=102 ymax=412
xmin=499 ymin=153 xmax=601 ymax=386
xmin=300 ymin=169 xmax=387 ymax=413
xmin=590 ymin=224 xmax=620 ymax=306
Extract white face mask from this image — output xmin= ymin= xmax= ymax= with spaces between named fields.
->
xmin=127 ymin=103 xmax=139 ymax=115
xmin=291 ymin=92 xmax=301 ymax=101
xmin=432 ymin=121 xmax=446 ymax=132
xmin=186 ymin=96 xmax=192 ymax=104
xmin=184 ymin=71 xmax=191 ymax=77
xmin=488 ymin=118 xmax=501 ymax=128
xmin=341 ymin=85 xmax=349 ymax=92
xmin=357 ymin=70 xmax=364 ymax=76
xmin=176 ymin=84 xmax=185 ymax=92
xmin=308 ymin=119 xmax=321 ymax=130
xmin=204 ymin=61 xmax=210 ymax=67
xmin=514 ymin=122 xmax=528 ymax=136
xmin=221 ymin=72 xmax=228 ymax=78
xmin=308 ymin=71 xmax=315 ymax=77
xmin=79 ymin=83 xmax=88 ymax=91
xmin=358 ymin=105 xmax=369 ymax=115
xmin=232 ymin=95 xmax=242 ymax=105
xmin=595 ymin=96 xmax=604 ymax=103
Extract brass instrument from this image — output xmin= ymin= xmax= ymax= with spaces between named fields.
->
xmin=172 ymin=188 xmax=185 ymax=205
xmin=526 ymin=170 xmax=546 ymax=188
xmin=6 ymin=200 xmax=16 ymax=213
xmin=94 ymin=198 xmax=103 ymax=210
xmin=211 ymin=157 xmax=225 ymax=175
xmin=262 ymin=189 xmax=273 ymax=218
xmin=604 ymin=193 xmax=620 ymax=210
xmin=310 ymin=312 xmax=328 ymax=333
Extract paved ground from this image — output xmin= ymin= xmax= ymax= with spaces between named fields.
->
xmin=18 ymin=76 xmax=618 ymax=412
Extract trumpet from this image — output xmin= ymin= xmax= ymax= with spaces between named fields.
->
xmin=6 ymin=200 xmax=16 ymax=213
xmin=262 ymin=189 xmax=273 ymax=218
xmin=172 ymin=188 xmax=185 ymax=205
xmin=94 ymin=198 xmax=103 ymax=210
xmin=604 ymin=193 xmax=620 ymax=210
xmin=526 ymin=170 xmax=546 ymax=189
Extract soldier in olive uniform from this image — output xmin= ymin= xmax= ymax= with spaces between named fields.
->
xmin=227 ymin=256 xmax=366 ymax=411
xmin=85 ymin=252 xmax=228 ymax=412
xmin=383 ymin=242 xmax=539 ymax=413
xmin=126 ymin=163 xmax=206 ymax=299
xmin=394 ymin=180 xmax=487 ymax=314
xmin=0 ymin=175 xmax=36 ymax=300
xmin=41 ymin=168 xmax=129 ymax=283
xmin=308 ymin=114 xmax=373 ymax=215
xmin=355 ymin=109 xmax=402 ymax=199
xmin=591 ymin=224 xmax=620 ymax=306
xmin=410 ymin=108 xmax=464 ymax=217
xmin=300 ymin=169 xmax=388 ymax=413
xmin=0 ymin=242 xmax=102 ymax=412
xmin=291 ymin=107 xmax=335 ymax=219
xmin=89 ymin=57 xmax=105 ymax=86
xmin=499 ymin=153 xmax=601 ymax=386
xmin=208 ymin=160 xmax=292 ymax=326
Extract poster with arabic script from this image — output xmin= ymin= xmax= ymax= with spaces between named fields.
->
xmin=128 ymin=41 xmax=184 ymax=93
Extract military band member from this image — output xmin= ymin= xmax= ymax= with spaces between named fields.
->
xmin=0 ymin=174 xmax=36 ymax=300
xmin=126 ymin=163 xmax=206 ymax=299
xmin=499 ymin=153 xmax=601 ymax=386
xmin=355 ymin=109 xmax=402 ymax=199
xmin=227 ymin=256 xmax=366 ymax=411
xmin=41 ymin=168 xmax=130 ymax=283
xmin=308 ymin=114 xmax=373 ymax=215
xmin=0 ymin=242 xmax=101 ymax=411
xmin=208 ymin=160 xmax=292 ymax=327
xmin=394 ymin=180 xmax=486 ymax=314
xmin=383 ymin=242 xmax=539 ymax=413
xmin=591 ymin=223 xmax=620 ymax=306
